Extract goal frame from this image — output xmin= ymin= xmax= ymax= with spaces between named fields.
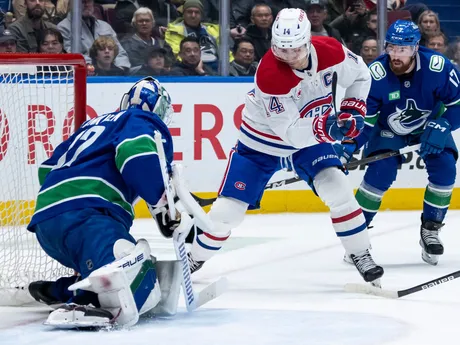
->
xmin=0 ymin=53 xmax=87 ymax=305
xmin=0 ymin=53 xmax=87 ymax=129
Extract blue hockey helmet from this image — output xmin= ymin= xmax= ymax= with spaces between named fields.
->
xmin=385 ymin=20 xmax=421 ymax=47
xmin=120 ymin=77 xmax=173 ymax=125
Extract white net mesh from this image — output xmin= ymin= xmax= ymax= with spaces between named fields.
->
xmin=0 ymin=63 xmax=80 ymax=305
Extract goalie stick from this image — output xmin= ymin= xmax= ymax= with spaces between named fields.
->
xmin=154 ymin=131 xmax=227 ymax=311
xmin=192 ymin=143 xmax=422 ymax=207
xmin=344 ymin=269 xmax=460 ymax=299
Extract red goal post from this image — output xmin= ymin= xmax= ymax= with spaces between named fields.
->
xmin=0 ymin=53 xmax=87 ymax=305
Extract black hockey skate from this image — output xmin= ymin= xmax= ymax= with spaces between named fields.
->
xmin=187 ymin=252 xmax=205 ymax=274
xmin=29 ymin=281 xmax=62 ymax=306
xmin=420 ymin=218 xmax=444 ymax=266
xmin=350 ymin=249 xmax=384 ymax=287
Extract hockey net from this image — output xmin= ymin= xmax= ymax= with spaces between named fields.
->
xmin=0 ymin=54 xmax=87 ymax=306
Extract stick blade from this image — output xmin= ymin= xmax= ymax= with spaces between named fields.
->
xmin=344 ymin=283 xmax=399 ymax=299
xmin=196 ymin=277 xmax=229 ymax=309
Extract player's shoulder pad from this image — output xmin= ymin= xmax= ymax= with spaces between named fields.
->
xmin=418 ymin=46 xmax=449 ymax=74
xmin=368 ymin=54 xmax=389 ymax=82
xmin=256 ymin=49 xmax=302 ymax=95
xmin=311 ymin=36 xmax=345 ymax=72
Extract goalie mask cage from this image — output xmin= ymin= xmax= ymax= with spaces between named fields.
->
xmin=0 ymin=54 xmax=87 ymax=306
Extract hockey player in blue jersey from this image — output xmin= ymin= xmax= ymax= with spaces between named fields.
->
xmin=26 ymin=77 xmax=200 ymax=328
xmin=335 ymin=20 xmax=460 ymax=266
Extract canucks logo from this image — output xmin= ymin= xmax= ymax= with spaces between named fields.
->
xmin=387 ymin=99 xmax=431 ymax=135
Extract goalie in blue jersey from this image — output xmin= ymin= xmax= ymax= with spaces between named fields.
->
xmin=335 ymin=20 xmax=460 ymax=266
xmin=26 ymin=77 xmax=205 ymax=328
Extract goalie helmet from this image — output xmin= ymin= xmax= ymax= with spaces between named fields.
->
xmin=120 ymin=77 xmax=173 ymax=125
xmin=271 ymin=8 xmax=311 ymax=64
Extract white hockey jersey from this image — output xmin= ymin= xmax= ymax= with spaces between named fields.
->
xmin=239 ymin=36 xmax=371 ymax=157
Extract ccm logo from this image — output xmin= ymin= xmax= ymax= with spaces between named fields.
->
xmin=234 ymin=181 xmax=246 ymax=190
xmin=427 ymin=122 xmax=448 ymax=132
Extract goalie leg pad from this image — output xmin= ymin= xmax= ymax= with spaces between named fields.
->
xmin=191 ymin=196 xmax=248 ymax=261
xmin=313 ymin=167 xmax=370 ymax=254
xmin=47 ymin=239 xmax=161 ymax=328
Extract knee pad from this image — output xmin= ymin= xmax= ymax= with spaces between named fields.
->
xmin=426 ymin=151 xmax=457 ymax=186
xmin=313 ymin=167 xmax=355 ymax=210
xmin=208 ymin=197 xmax=249 ymax=236
xmin=69 ymin=239 xmax=161 ymax=327
xmin=364 ymin=157 xmax=399 ymax=192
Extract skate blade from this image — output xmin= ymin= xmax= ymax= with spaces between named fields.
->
xmin=370 ymin=278 xmax=381 ymax=288
xmin=343 ymin=253 xmax=353 ymax=265
xmin=421 ymin=251 xmax=439 ymax=266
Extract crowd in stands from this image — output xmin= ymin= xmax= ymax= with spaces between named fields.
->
xmin=0 ymin=0 xmax=459 ymax=77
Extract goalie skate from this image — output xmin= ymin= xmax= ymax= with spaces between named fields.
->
xmin=350 ymin=249 xmax=384 ymax=287
xmin=45 ymin=303 xmax=114 ymax=329
xmin=420 ymin=219 xmax=444 ymax=266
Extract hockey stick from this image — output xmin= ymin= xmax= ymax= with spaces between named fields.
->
xmin=154 ymin=131 xmax=227 ymax=311
xmin=191 ymin=143 xmax=422 ymax=207
xmin=344 ymin=269 xmax=460 ymax=298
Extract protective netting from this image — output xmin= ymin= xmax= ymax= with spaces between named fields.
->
xmin=0 ymin=62 xmax=81 ymax=305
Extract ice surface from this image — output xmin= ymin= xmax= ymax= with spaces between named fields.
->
xmin=1 ymin=210 xmax=460 ymax=345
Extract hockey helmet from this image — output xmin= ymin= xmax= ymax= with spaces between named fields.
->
xmin=385 ymin=20 xmax=421 ymax=47
xmin=271 ymin=8 xmax=311 ymax=63
xmin=120 ymin=77 xmax=173 ymax=125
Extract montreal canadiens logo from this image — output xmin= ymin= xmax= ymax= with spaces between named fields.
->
xmin=234 ymin=181 xmax=246 ymax=190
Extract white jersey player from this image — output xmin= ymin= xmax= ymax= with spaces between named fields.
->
xmin=187 ymin=8 xmax=384 ymax=285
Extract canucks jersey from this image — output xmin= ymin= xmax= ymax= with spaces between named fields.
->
xmin=356 ymin=46 xmax=460 ymax=150
xmin=27 ymin=109 xmax=173 ymax=231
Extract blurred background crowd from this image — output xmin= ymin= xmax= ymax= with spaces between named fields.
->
xmin=0 ymin=0 xmax=458 ymax=77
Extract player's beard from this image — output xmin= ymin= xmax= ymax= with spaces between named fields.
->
xmin=390 ymin=56 xmax=415 ymax=76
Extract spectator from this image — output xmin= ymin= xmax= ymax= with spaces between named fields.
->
xmin=230 ymin=0 xmax=255 ymax=38
xmin=426 ymin=31 xmax=448 ymax=55
xmin=131 ymin=46 xmax=170 ymax=76
xmin=38 ymin=27 xmax=65 ymax=53
xmin=260 ymin=0 xmax=308 ymax=20
xmin=8 ymin=0 xmax=57 ymax=52
xmin=165 ymin=0 xmax=221 ymax=71
xmin=229 ymin=38 xmax=257 ymax=77
xmin=401 ymin=2 xmax=429 ymax=23
xmin=417 ymin=10 xmax=440 ymax=47
xmin=329 ymin=0 xmax=368 ymax=45
xmin=350 ymin=9 xmax=376 ymax=53
xmin=13 ymin=0 xmax=68 ymax=24
xmin=201 ymin=0 xmax=218 ymax=23
xmin=13 ymin=0 xmax=69 ymax=24
xmin=88 ymin=36 xmax=126 ymax=76
xmin=0 ymin=28 xmax=16 ymax=52
xmin=169 ymin=36 xmax=215 ymax=76
xmin=121 ymin=7 xmax=174 ymax=68
xmin=306 ymin=0 xmax=343 ymax=44
xmin=58 ymin=0 xmax=130 ymax=69
xmin=359 ymin=37 xmax=378 ymax=65
xmin=114 ymin=0 xmax=178 ymax=37
xmin=244 ymin=3 xmax=272 ymax=62
xmin=448 ymin=39 xmax=460 ymax=66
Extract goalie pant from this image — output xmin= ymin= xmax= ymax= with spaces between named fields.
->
xmin=190 ymin=141 xmax=371 ymax=263
xmin=30 ymin=207 xmax=159 ymax=325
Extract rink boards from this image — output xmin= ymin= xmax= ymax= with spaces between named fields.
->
xmin=1 ymin=77 xmax=459 ymax=222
